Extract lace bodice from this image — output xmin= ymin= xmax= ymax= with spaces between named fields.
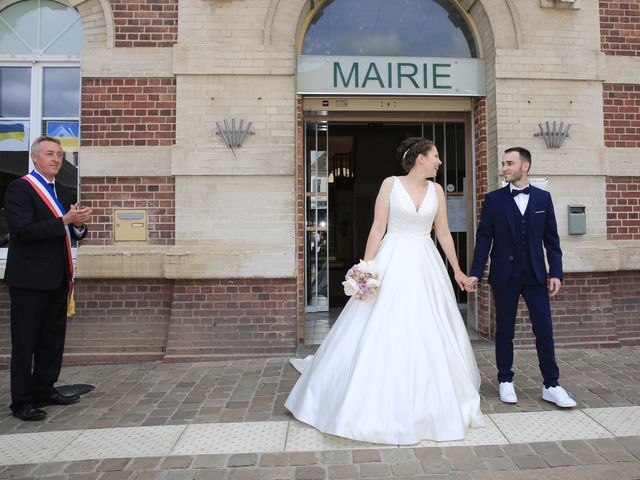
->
xmin=386 ymin=177 xmax=438 ymax=236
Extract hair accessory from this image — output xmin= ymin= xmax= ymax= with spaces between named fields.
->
xmin=402 ymin=147 xmax=412 ymax=161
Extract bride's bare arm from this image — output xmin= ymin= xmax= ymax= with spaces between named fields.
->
xmin=432 ymin=182 xmax=467 ymax=290
xmin=363 ymin=177 xmax=394 ymax=261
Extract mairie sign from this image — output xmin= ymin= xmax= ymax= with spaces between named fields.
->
xmin=297 ymin=55 xmax=485 ymax=96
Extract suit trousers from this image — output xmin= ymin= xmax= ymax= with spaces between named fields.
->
xmin=491 ymin=274 xmax=560 ymax=388
xmin=10 ymin=283 xmax=68 ymax=410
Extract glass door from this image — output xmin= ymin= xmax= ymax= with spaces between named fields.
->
xmin=304 ymin=121 xmax=329 ymax=312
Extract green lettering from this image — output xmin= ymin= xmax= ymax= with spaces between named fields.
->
xmin=388 ymin=62 xmax=392 ymax=88
xmin=362 ymin=63 xmax=385 ymax=88
xmin=397 ymin=63 xmax=419 ymax=89
xmin=334 ymin=62 xmax=359 ymax=88
xmin=433 ymin=63 xmax=452 ymax=89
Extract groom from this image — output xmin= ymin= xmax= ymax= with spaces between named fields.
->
xmin=466 ymin=147 xmax=576 ymax=408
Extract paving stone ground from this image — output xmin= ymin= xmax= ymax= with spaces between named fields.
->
xmin=0 ymin=344 xmax=638 ymax=479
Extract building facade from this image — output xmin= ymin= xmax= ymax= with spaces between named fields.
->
xmin=0 ymin=0 xmax=638 ymax=365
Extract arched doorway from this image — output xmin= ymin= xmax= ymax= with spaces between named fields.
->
xmin=296 ymin=0 xmax=485 ymax=343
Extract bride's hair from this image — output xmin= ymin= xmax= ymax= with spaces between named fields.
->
xmin=397 ymin=138 xmax=436 ymax=173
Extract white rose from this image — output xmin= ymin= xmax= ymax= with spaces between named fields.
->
xmin=366 ymin=277 xmax=380 ymax=288
xmin=358 ymin=260 xmax=377 ymax=274
xmin=342 ymin=278 xmax=359 ymax=296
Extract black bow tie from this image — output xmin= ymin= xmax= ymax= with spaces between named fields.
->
xmin=511 ymin=187 xmax=530 ymax=197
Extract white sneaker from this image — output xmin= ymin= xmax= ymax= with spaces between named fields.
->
xmin=542 ymin=385 xmax=577 ymax=408
xmin=499 ymin=382 xmax=518 ymax=404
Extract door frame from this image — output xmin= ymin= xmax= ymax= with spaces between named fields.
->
xmin=296 ymin=96 xmax=478 ymax=343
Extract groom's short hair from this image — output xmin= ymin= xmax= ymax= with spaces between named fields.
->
xmin=504 ymin=147 xmax=532 ymax=165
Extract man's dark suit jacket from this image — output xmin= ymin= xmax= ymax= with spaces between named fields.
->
xmin=470 ymin=184 xmax=563 ymax=287
xmin=4 ymin=177 xmax=87 ymax=290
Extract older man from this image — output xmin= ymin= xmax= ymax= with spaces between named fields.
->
xmin=4 ymin=136 xmax=92 ymax=421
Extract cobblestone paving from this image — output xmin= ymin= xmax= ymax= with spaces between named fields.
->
xmin=0 ymin=436 xmax=638 ymax=479
xmin=0 ymin=345 xmax=638 ymax=434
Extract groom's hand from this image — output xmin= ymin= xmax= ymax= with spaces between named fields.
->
xmin=466 ymin=276 xmax=479 ymax=292
xmin=549 ymin=277 xmax=561 ymax=297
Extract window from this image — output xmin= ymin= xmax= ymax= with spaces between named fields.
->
xmin=302 ymin=0 xmax=477 ymax=58
xmin=0 ymin=0 xmax=83 ymax=250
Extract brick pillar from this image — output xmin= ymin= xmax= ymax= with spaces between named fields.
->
xmin=473 ymin=97 xmax=494 ymax=339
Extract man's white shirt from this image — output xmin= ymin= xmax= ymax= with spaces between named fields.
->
xmin=510 ymin=183 xmax=530 ymax=216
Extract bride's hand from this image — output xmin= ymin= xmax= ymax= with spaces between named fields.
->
xmin=454 ymin=271 xmax=469 ymax=291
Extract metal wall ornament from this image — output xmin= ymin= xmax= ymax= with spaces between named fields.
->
xmin=534 ymin=121 xmax=572 ymax=148
xmin=215 ymin=119 xmax=254 ymax=157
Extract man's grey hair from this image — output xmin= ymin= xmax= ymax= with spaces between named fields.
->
xmin=31 ymin=136 xmax=61 ymax=156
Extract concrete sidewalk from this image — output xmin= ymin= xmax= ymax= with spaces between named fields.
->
xmin=0 ymin=344 xmax=638 ymax=479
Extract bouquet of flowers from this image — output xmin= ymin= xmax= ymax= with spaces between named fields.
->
xmin=342 ymin=259 xmax=381 ymax=301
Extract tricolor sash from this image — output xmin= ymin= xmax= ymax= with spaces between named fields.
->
xmin=21 ymin=171 xmax=74 ymax=295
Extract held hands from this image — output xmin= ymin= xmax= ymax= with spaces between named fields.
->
xmin=465 ymin=276 xmax=479 ymax=292
xmin=63 ymin=203 xmax=92 ymax=227
xmin=454 ymin=270 xmax=469 ymax=291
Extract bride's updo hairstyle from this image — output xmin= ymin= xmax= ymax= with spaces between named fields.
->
xmin=397 ymin=138 xmax=436 ymax=173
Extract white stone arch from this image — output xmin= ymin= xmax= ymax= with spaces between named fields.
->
xmin=265 ymin=0 xmax=523 ymax=55
xmin=0 ymin=0 xmax=114 ymax=49
xmin=69 ymin=0 xmax=114 ymax=49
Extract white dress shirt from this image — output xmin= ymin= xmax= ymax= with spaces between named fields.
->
xmin=510 ymin=183 xmax=530 ymax=216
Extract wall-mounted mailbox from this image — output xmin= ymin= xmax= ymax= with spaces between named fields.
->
xmin=114 ymin=209 xmax=147 ymax=242
xmin=568 ymin=205 xmax=586 ymax=235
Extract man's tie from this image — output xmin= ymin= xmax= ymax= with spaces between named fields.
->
xmin=511 ymin=186 xmax=530 ymax=197
xmin=48 ymin=183 xmax=57 ymax=199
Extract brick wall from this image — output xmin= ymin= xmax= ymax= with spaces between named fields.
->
xmin=81 ymin=77 xmax=176 ymax=147
xmin=163 ymin=279 xmax=297 ymax=362
xmin=64 ymin=279 xmax=174 ymax=363
xmin=81 ymin=177 xmax=175 ymax=245
xmin=1 ymin=270 xmax=637 ymax=367
xmin=605 ymin=176 xmax=640 ymax=240
xmin=0 ymin=279 xmax=173 ymax=367
xmin=611 ymin=270 xmax=640 ymax=346
xmin=109 ymin=0 xmax=178 ymax=47
xmin=603 ymin=84 xmax=640 ymax=148
xmin=600 ymin=0 xmax=640 ymax=56
xmin=0 ymin=278 xmax=298 ymax=367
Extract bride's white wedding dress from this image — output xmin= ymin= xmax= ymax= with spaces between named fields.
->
xmin=285 ymin=177 xmax=484 ymax=445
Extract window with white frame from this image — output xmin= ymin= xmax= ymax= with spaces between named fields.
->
xmin=0 ymin=0 xmax=82 ymax=250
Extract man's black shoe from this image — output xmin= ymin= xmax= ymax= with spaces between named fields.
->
xmin=12 ymin=404 xmax=47 ymax=421
xmin=36 ymin=391 xmax=80 ymax=406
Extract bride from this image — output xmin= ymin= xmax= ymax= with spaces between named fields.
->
xmin=285 ymin=138 xmax=485 ymax=445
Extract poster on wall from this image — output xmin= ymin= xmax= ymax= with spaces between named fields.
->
xmin=447 ymin=195 xmax=466 ymax=233
xmin=0 ymin=121 xmax=29 ymax=151
xmin=46 ymin=121 xmax=79 ymax=152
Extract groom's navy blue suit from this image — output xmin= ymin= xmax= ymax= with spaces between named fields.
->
xmin=470 ymin=185 xmax=562 ymax=388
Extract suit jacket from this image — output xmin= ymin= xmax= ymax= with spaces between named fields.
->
xmin=470 ymin=185 xmax=562 ymax=287
xmin=4 ymin=177 xmax=87 ymax=290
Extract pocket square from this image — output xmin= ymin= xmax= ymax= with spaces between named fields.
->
xmin=535 ymin=210 xmax=545 ymax=214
